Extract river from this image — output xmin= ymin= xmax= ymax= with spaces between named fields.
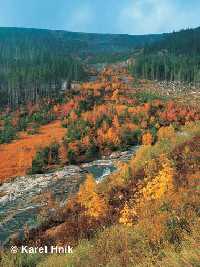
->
xmin=0 ymin=146 xmax=139 ymax=245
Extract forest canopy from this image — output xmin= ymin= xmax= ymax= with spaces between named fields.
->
xmin=0 ymin=27 xmax=163 ymax=108
xmin=131 ymin=27 xmax=200 ymax=83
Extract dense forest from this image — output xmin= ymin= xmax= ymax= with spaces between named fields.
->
xmin=0 ymin=27 xmax=163 ymax=109
xmin=0 ymin=28 xmax=89 ymax=108
xmin=0 ymin=27 xmax=200 ymax=109
xmin=0 ymin=55 xmax=87 ymax=108
xmin=132 ymin=27 xmax=200 ymax=84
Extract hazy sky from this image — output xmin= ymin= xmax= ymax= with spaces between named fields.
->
xmin=0 ymin=0 xmax=199 ymax=34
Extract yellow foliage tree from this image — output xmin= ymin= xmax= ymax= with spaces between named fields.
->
xmin=142 ymin=155 xmax=174 ymax=201
xmin=157 ymin=125 xmax=175 ymax=141
xmin=119 ymin=202 xmax=137 ymax=226
xmin=105 ymin=127 xmax=121 ymax=146
xmin=117 ymin=162 xmax=131 ymax=184
xmin=77 ymin=174 xmax=107 ymax=219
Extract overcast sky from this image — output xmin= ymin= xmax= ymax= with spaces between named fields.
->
xmin=0 ymin=0 xmax=199 ymax=34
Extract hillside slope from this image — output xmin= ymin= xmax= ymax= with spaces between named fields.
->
xmin=132 ymin=27 xmax=200 ymax=83
xmin=0 ymin=27 xmax=162 ymax=109
xmin=0 ymin=62 xmax=200 ymax=266
xmin=0 ymin=27 xmax=162 ymax=56
xmin=144 ymin=27 xmax=200 ymax=55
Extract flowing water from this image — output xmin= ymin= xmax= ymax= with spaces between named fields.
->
xmin=0 ymin=146 xmax=139 ymax=245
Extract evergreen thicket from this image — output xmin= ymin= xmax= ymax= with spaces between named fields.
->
xmin=0 ymin=28 xmax=87 ymax=108
xmin=132 ymin=27 xmax=200 ymax=83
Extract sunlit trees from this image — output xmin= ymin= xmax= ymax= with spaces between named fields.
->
xmin=77 ymin=174 xmax=107 ymax=219
xmin=112 ymin=115 xmax=120 ymax=129
xmin=104 ymin=127 xmax=121 ymax=148
xmin=119 ymin=202 xmax=136 ymax=226
xmin=142 ymin=132 xmax=153 ymax=145
xmin=157 ymin=125 xmax=175 ymax=141
xmin=142 ymin=155 xmax=174 ymax=201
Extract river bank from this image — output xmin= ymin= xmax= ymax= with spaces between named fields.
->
xmin=0 ymin=146 xmax=139 ymax=245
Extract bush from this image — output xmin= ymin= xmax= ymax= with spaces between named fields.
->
xmin=28 ymin=144 xmax=60 ymax=174
xmin=37 ymin=225 xmax=152 ymax=267
xmin=135 ymin=91 xmax=164 ymax=104
xmin=27 ymin=123 xmax=40 ymax=135
xmin=121 ymin=128 xmax=142 ymax=147
xmin=17 ymin=116 xmax=29 ymax=131
xmin=66 ymin=120 xmax=89 ymax=142
xmin=28 ymin=148 xmax=48 ymax=174
xmin=0 ymin=124 xmax=17 ymax=144
xmin=85 ymin=144 xmax=99 ymax=161
xmin=49 ymin=143 xmax=60 ymax=164
xmin=0 ymin=252 xmax=41 ymax=267
xmin=31 ymin=112 xmax=56 ymax=126
xmin=67 ymin=149 xmax=77 ymax=164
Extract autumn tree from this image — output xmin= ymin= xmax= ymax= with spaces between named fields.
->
xmin=104 ymin=127 xmax=121 ymax=148
xmin=119 ymin=202 xmax=137 ymax=226
xmin=77 ymin=174 xmax=107 ymax=220
xmin=157 ymin=125 xmax=175 ymax=141
xmin=142 ymin=132 xmax=153 ymax=145
xmin=141 ymin=155 xmax=174 ymax=201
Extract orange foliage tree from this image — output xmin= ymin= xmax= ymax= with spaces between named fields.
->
xmin=142 ymin=132 xmax=153 ymax=145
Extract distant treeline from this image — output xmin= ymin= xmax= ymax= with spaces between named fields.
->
xmin=0 ymin=55 xmax=86 ymax=109
xmin=131 ymin=28 xmax=200 ymax=84
xmin=0 ymin=28 xmax=87 ymax=109
xmin=0 ymin=27 xmax=164 ymax=109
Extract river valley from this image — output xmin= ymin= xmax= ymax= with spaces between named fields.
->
xmin=0 ymin=146 xmax=139 ymax=245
